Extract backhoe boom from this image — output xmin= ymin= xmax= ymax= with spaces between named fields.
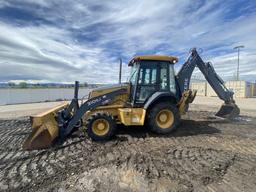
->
xmin=176 ymin=48 xmax=239 ymax=118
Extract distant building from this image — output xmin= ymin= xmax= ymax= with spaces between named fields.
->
xmin=190 ymin=80 xmax=255 ymax=98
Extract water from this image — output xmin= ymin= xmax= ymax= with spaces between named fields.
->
xmin=0 ymin=88 xmax=91 ymax=105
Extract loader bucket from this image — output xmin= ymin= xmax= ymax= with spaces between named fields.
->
xmin=215 ymin=103 xmax=240 ymax=119
xmin=23 ymin=102 xmax=69 ymax=150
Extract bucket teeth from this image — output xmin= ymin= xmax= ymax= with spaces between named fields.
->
xmin=23 ymin=102 xmax=68 ymax=150
xmin=216 ymin=103 xmax=240 ymax=119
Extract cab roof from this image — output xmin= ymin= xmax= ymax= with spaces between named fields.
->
xmin=128 ymin=55 xmax=178 ymax=66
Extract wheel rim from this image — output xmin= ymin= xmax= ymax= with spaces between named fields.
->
xmin=92 ymin=119 xmax=110 ymax=136
xmin=155 ymin=109 xmax=174 ymax=129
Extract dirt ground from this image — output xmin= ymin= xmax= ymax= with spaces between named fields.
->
xmin=0 ymin=106 xmax=256 ymax=192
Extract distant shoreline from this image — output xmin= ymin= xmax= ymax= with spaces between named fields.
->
xmin=0 ymin=87 xmax=94 ymax=89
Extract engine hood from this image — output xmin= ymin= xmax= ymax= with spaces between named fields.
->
xmin=89 ymin=83 xmax=130 ymax=98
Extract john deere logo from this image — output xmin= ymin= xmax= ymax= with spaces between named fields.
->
xmin=88 ymin=98 xmax=102 ymax=106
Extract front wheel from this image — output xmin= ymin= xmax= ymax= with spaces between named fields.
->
xmin=86 ymin=112 xmax=116 ymax=141
xmin=147 ymin=102 xmax=180 ymax=134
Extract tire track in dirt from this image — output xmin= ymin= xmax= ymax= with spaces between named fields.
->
xmin=0 ymin=111 xmax=256 ymax=191
xmin=54 ymin=144 xmax=236 ymax=192
xmin=0 ymin=119 xmax=92 ymax=191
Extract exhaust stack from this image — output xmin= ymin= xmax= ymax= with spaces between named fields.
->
xmin=119 ymin=58 xmax=122 ymax=84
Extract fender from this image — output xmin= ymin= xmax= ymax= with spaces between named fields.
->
xmin=144 ymin=92 xmax=178 ymax=110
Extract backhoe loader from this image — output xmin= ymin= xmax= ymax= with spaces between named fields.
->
xmin=23 ymin=48 xmax=240 ymax=150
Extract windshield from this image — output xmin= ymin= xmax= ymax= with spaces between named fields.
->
xmin=129 ymin=62 xmax=139 ymax=85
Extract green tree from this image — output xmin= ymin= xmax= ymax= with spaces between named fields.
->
xmin=8 ymin=82 xmax=15 ymax=87
xmin=83 ymin=82 xmax=88 ymax=87
xmin=19 ymin=82 xmax=27 ymax=88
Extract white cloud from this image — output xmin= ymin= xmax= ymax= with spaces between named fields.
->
xmin=0 ymin=0 xmax=255 ymax=83
xmin=0 ymin=22 xmax=122 ymax=83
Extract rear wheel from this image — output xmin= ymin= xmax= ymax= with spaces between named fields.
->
xmin=147 ymin=102 xmax=180 ymax=134
xmin=86 ymin=112 xmax=116 ymax=141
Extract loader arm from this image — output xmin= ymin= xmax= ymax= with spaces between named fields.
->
xmin=23 ymin=83 xmax=127 ymax=150
xmin=59 ymin=87 xmax=127 ymax=139
xmin=176 ymin=48 xmax=240 ymax=118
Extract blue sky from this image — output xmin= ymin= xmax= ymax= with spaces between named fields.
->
xmin=0 ymin=0 xmax=255 ymax=83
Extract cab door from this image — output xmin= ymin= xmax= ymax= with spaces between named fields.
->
xmin=135 ymin=61 xmax=158 ymax=104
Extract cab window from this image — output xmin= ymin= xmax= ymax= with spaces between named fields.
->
xmin=169 ymin=64 xmax=176 ymax=94
xmin=159 ymin=62 xmax=169 ymax=91
xmin=136 ymin=61 xmax=158 ymax=103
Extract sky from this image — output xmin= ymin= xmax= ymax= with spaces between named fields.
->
xmin=0 ymin=0 xmax=255 ymax=84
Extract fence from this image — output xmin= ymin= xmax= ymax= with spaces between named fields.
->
xmin=190 ymin=81 xmax=255 ymax=98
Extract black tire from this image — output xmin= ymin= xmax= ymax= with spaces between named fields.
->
xmin=86 ymin=112 xmax=116 ymax=141
xmin=147 ymin=102 xmax=180 ymax=134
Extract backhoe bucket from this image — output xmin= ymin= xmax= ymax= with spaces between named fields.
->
xmin=215 ymin=103 xmax=240 ymax=119
xmin=23 ymin=102 xmax=68 ymax=150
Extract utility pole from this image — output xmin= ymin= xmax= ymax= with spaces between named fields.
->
xmin=233 ymin=45 xmax=244 ymax=81
xmin=118 ymin=58 xmax=122 ymax=84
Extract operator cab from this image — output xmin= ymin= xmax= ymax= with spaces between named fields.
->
xmin=128 ymin=55 xmax=178 ymax=106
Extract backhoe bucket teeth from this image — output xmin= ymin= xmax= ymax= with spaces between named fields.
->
xmin=23 ymin=102 xmax=68 ymax=150
xmin=216 ymin=103 xmax=240 ymax=119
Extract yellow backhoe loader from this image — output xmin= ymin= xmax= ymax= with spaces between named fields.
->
xmin=23 ymin=48 xmax=240 ymax=150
